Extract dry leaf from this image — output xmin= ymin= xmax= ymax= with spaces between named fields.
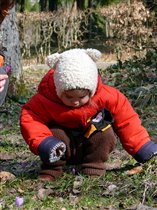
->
xmin=37 ymin=188 xmax=53 ymax=200
xmin=105 ymin=161 xmax=122 ymax=170
xmin=17 ymin=188 xmax=25 ymax=193
xmin=0 ymin=171 xmax=16 ymax=182
xmin=108 ymin=184 xmax=117 ymax=192
xmin=0 ymin=152 xmax=16 ymax=160
xmin=127 ymin=166 xmax=143 ymax=176
xmin=69 ymin=193 xmax=79 ymax=204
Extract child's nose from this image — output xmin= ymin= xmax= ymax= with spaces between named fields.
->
xmin=73 ymin=100 xmax=79 ymax=104
xmin=72 ymin=99 xmax=79 ymax=105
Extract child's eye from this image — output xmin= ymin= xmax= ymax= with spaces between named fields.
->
xmin=80 ymin=96 xmax=85 ymax=99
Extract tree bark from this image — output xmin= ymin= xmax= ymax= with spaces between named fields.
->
xmin=49 ymin=0 xmax=58 ymax=11
xmin=0 ymin=7 xmax=22 ymax=78
xmin=77 ymin=0 xmax=85 ymax=10
xmin=20 ymin=0 xmax=25 ymax=13
xmin=39 ymin=0 xmax=48 ymax=12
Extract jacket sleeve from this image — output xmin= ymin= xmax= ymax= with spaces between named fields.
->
xmin=20 ymin=93 xmax=55 ymax=155
xmin=106 ymin=87 xmax=150 ymax=158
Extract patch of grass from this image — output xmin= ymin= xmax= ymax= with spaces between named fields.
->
xmin=1 ymin=146 xmax=157 ymax=209
xmin=1 ymin=106 xmax=157 ymax=210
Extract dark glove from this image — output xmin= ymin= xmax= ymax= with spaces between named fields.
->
xmin=38 ymin=136 xmax=66 ymax=163
xmin=134 ymin=140 xmax=157 ymax=163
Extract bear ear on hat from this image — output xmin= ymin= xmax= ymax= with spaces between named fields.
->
xmin=46 ymin=53 xmax=60 ymax=68
xmin=86 ymin=48 xmax=102 ymax=62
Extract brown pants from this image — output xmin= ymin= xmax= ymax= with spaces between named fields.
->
xmin=41 ymin=126 xmax=116 ymax=176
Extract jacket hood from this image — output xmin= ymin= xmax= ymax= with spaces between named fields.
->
xmin=38 ymin=69 xmax=61 ymax=103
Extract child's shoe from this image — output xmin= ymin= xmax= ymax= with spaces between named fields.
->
xmin=38 ymin=165 xmax=63 ymax=181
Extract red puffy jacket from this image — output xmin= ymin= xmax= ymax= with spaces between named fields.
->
xmin=20 ymin=69 xmax=150 ymax=156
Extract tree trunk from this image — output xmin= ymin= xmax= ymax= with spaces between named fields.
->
xmin=0 ymin=7 xmax=22 ymax=78
xmin=20 ymin=0 xmax=25 ymax=13
xmin=77 ymin=0 xmax=85 ymax=10
xmin=39 ymin=0 xmax=48 ymax=11
xmin=49 ymin=0 xmax=58 ymax=11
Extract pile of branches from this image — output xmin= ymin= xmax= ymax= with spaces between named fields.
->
xmin=17 ymin=7 xmax=89 ymax=63
xmin=100 ymin=0 xmax=157 ymax=60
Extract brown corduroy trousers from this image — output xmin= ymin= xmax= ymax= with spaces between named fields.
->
xmin=40 ymin=126 xmax=116 ymax=180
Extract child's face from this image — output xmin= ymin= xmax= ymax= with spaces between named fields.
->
xmin=60 ymin=89 xmax=90 ymax=108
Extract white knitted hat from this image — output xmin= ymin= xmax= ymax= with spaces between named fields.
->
xmin=46 ymin=48 xmax=102 ymax=97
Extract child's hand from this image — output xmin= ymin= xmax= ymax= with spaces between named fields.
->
xmin=0 ymin=74 xmax=8 ymax=92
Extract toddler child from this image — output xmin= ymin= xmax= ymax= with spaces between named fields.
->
xmin=20 ymin=48 xmax=157 ymax=181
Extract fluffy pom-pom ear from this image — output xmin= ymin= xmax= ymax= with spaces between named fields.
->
xmin=46 ymin=53 xmax=60 ymax=68
xmin=86 ymin=48 xmax=102 ymax=62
